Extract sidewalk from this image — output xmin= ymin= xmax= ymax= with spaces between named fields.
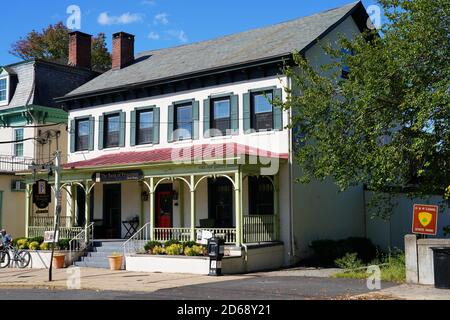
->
xmin=350 ymin=284 xmax=450 ymax=300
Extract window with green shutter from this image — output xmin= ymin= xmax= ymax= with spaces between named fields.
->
xmin=204 ymin=94 xmax=238 ymax=137
xmin=100 ymin=111 xmax=125 ymax=149
xmin=131 ymin=106 xmax=160 ymax=146
xmin=244 ymin=87 xmax=283 ymax=133
xmin=169 ymin=99 xmax=199 ymax=142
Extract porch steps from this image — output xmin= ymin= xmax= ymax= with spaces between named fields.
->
xmin=73 ymin=240 xmax=126 ymax=269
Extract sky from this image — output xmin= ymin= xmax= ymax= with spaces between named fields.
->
xmin=0 ymin=0 xmax=379 ymax=66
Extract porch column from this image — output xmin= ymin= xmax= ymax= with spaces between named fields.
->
xmin=234 ymin=171 xmax=242 ymax=246
xmin=190 ymin=175 xmax=196 ymax=241
xmin=25 ymin=184 xmax=31 ymax=238
xmin=70 ymin=184 xmax=76 ymax=227
xmin=274 ymin=174 xmax=280 ymax=241
xmin=149 ymin=177 xmax=155 ymax=241
xmin=84 ymin=181 xmax=91 ymax=242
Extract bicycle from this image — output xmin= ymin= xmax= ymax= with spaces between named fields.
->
xmin=0 ymin=243 xmax=31 ymax=268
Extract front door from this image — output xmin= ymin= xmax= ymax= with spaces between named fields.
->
xmin=208 ymin=178 xmax=233 ymax=228
xmin=156 ymin=184 xmax=173 ymax=228
xmin=103 ymin=184 xmax=121 ymax=238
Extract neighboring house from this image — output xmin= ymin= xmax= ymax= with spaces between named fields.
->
xmin=0 ymin=32 xmax=98 ymax=238
xmin=28 ymin=1 xmax=370 ymax=269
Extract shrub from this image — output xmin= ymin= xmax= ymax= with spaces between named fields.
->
xmin=58 ymin=239 xmax=70 ymax=250
xmin=16 ymin=238 xmax=29 ymax=249
xmin=164 ymin=239 xmax=181 ymax=247
xmin=29 ymin=236 xmax=44 ymax=244
xmin=28 ymin=241 xmax=40 ymax=250
xmin=335 ymin=252 xmax=363 ymax=270
xmin=12 ymin=237 xmax=26 ymax=247
xmin=144 ymin=241 xmax=161 ymax=253
xmin=152 ymin=245 xmax=165 ymax=255
xmin=184 ymin=245 xmax=204 ymax=256
xmin=182 ymin=241 xmax=197 ymax=249
xmin=40 ymin=242 xmax=51 ymax=250
xmin=165 ymin=244 xmax=184 ymax=255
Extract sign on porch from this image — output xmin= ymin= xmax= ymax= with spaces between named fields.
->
xmin=32 ymin=179 xmax=51 ymax=209
xmin=412 ymin=204 xmax=439 ymax=235
xmin=44 ymin=230 xmax=60 ymax=243
xmin=93 ymin=170 xmax=144 ymax=183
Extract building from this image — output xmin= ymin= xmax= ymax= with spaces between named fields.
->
xmin=0 ymin=32 xmax=98 ymax=238
xmin=22 ymin=1 xmax=370 ymax=270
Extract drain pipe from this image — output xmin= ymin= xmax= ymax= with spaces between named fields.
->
xmin=287 ymin=76 xmax=296 ymax=264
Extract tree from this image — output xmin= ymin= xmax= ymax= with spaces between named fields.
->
xmin=282 ymin=0 xmax=449 ymax=216
xmin=10 ymin=22 xmax=111 ymax=72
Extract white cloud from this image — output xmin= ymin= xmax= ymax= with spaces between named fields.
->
xmin=154 ymin=13 xmax=169 ymax=25
xmin=148 ymin=31 xmax=160 ymax=40
xmin=167 ymin=30 xmax=188 ymax=43
xmin=98 ymin=12 xmax=143 ymax=26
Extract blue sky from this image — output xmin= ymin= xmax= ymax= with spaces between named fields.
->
xmin=0 ymin=0 xmax=378 ymax=65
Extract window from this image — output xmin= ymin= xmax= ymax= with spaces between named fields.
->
xmin=0 ymin=78 xmax=7 ymax=102
xmin=75 ymin=119 xmax=90 ymax=151
xmin=137 ymin=110 xmax=153 ymax=145
xmin=211 ymin=98 xmax=231 ymax=136
xmin=174 ymin=103 xmax=192 ymax=140
xmin=104 ymin=113 xmax=120 ymax=148
xmin=251 ymin=91 xmax=273 ymax=131
xmin=248 ymin=176 xmax=274 ymax=215
xmin=14 ymin=128 xmax=23 ymax=157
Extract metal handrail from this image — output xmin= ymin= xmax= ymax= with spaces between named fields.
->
xmin=122 ymin=222 xmax=151 ymax=256
xmin=68 ymin=223 xmax=94 ymax=262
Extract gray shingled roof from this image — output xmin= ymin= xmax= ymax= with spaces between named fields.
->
xmin=66 ymin=1 xmax=361 ymax=98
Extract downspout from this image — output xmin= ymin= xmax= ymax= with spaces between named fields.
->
xmin=287 ymin=76 xmax=296 ymax=264
xmin=25 ymin=63 xmax=38 ymax=162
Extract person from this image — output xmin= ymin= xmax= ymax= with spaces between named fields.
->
xmin=0 ymin=229 xmax=12 ymax=250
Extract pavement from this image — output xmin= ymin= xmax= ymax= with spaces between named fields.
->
xmin=0 ymin=267 xmax=448 ymax=300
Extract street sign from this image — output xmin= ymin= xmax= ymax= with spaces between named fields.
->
xmin=412 ymin=204 xmax=439 ymax=235
xmin=32 ymin=179 xmax=51 ymax=209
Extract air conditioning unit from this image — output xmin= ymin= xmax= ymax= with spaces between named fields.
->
xmin=11 ymin=180 xmax=26 ymax=191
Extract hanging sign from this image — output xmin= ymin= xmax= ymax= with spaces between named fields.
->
xmin=412 ymin=204 xmax=438 ymax=235
xmin=32 ymin=179 xmax=51 ymax=209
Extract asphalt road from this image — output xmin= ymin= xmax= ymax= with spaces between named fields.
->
xmin=0 ymin=276 xmax=395 ymax=300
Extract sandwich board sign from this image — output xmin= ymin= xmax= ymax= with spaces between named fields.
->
xmin=412 ymin=204 xmax=438 ymax=235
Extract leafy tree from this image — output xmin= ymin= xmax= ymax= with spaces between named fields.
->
xmin=10 ymin=22 xmax=111 ymax=72
xmin=282 ymin=0 xmax=449 ymax=216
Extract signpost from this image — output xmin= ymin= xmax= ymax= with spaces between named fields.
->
xmin=412 ymin=204 xmax=439 ymax=236
xmin=32 ymin=179 xmax=51 ymax=209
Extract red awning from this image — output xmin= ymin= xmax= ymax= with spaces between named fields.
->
xmin=63 ymin=143 xmax=288 ymax=169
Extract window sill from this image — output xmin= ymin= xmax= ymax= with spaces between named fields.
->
xmin=103 ymin=147 xmax=122 ymax=152
xmin=134 ymin=143 xmax=154 ymax=149
xmin=173 ymin=139 xmax=193 ymax=145
xmin=209 ymin=135 xmax=233 ymax=141
xmin=246 ymin=130 xmax=279 ymax=136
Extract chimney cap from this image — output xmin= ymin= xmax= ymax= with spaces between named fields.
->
xmin=113 ymin=32 xmax=135 ymax=39
xmin=69 ymin=31 xmax=93 ymax=38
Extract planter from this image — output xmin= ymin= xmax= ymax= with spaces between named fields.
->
xmin=52 ymin=254 xmax=66 ymax=269
xmin=108 ymin=255 xmax=123 ymax=270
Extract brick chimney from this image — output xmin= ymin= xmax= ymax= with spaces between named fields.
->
xmin=68 ymin=31 xmax=92 ymax=70
xmin=112 ymin=32 xmax=135 ymax=70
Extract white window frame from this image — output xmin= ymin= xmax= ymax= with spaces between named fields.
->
xmin=0 ymin=76 xmax=9 ymax=106
xmin=13 ymin=128 xmax=24 ymax=158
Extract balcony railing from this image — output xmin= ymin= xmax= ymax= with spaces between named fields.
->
xmin=0 ymin=155 xmax=33 ymax=173
xmin=29 ymin=216 xmax=73 ymax=227
xmin=243 ymin=215 xmax=277 ymax=243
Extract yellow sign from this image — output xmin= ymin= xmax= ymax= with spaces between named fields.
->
xmin=418 ymin=211 xmax=432 ymax=227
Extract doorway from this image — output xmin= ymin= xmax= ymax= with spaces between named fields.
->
xmin=155 ymin=184 xmax=173 ymax=228
xmin=103 ymin=184 xmax=122 ymax=238
xmin=208 ymin=177 xmax=233 ymax=228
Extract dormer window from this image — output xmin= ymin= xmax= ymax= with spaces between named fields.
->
xmin=0 ymin=78 xmax=7 ymax=103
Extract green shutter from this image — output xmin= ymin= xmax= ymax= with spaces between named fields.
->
xmin=88 ymin=117 xmax=95 ymax=151
xmin=243 ymin=93 xmax=251 ymax=133
xmin=98 ymin=115 xmax=104 ymax=150
xmin=70 ymin=119 xmax=75 ymax=153
xmin=230 ymin=94 xmax=239 ymax=134
xmin=130 ymin=110 xmax=136 ymax=146
xmin=153 ymin=107 xmax=160 ymax=144
xmin=203 ymin=98 xmax=210 ymax=138
xmin=273 ymin=88 xmax=283 ymax=130
xmin=167 ymin=105 xmax=174 ymax=142
xmin=192 ymin=100 xmax=199 ymax=140
xmin=119 ymin=112 xmax=126 ymax=147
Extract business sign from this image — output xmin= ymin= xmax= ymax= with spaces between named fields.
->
xmin=44 ymin=230 xmax=59 ymax=243
xmin=92 ymin=170 xmax=143 ymax=183
xmin=32 ymin=179 xmax=51 ymax=209
xmin=412 ymin=204 xmax=438 ymax=235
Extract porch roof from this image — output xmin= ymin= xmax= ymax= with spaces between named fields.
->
xmin=63 ymin=143 xmax=289 ymax=170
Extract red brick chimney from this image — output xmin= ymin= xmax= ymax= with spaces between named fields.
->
xmin=112 ymin=32 xmax=135 ymax=70
xmin=68 ymin=31 xmax=92 ymax=70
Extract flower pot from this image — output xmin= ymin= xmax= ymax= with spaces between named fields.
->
xmin=108 ymin=255 xmax=123 ymax=271
xmin=53 ymin=254 xmax=66 ymax=269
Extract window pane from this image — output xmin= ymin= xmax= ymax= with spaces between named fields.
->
xmin=254 ymin=92 xmax=273 ymax=114
xmin=138 ymin=111 xmax=153 ymax=144
xmin=76 ymin=120 xmax=89 ymax=151
xmin=0 ymin=79 xmax=6 ymax=102
xmin=213 ymin=99 xmax=230 ymax=119
xmin=105 ymin=114 xmax=120 ymax=147
xmin=14 ymin=143 xmax=23 ymax=157
xmin=211 ymin=99 xmax=231 ymax=136
xmin=14 ymin=129 xmax=24 ymax=141
xmin=175 ymin=105 xmax=192 ymax=140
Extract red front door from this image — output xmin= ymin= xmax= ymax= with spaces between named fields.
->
xmin=156 ymin=191 xmax=172 ymax=228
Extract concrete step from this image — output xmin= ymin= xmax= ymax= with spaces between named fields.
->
xmin=74 ymin=260 xmax=111 ymax=269
xmin=91 ymin=246 xmax=124 ymax=253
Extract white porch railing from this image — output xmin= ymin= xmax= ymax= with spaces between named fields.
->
xmin=123 ymin=223 xmax=151 ymax=256
xmin=69 ymin=222 xmax=94 ymax=261
xmin=154 ymin=228 xmax=191 ymax=243
xmin=28 ymin=226 xmax=83 ymax=239
xmin=29 ymin=216 xmax=72 ymax=227
xmin=243 ymin=215 xmax=276 ymax=243
xmin=196 ymin=228 xmax=237 ymax=244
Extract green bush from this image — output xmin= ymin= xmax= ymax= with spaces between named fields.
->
xmin=164 ymin=239 xmax=181 ymax=247
xmin=12 ymin=237 xmax=27 ymax=247
xmin=184 ymin=245 xmax=204 ymax=256
xmin=16 ymin=238 xmax=29 ymax=249
xmin=28 ymin=236 xmax=44 ymax=244
xmin=165 ymin=244 xmax=184 ymax=255
xmin=28 ymin=241 xmax=41 ymax=250
xmin=335 ymin=252 xmax=363 ymax=270
xmin=182 ymin=241 xmax=197 ymax=249
xmin=144 ymin=241 xmax=161 ymax=253
xmin=152 ymin=245 xmax=165 ymax=255
xmin=57 ymin=239 xmax=70 ymax=250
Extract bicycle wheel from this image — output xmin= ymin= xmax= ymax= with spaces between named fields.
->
xmin=16 ymin=250 xmax=31 ymax=268
xmin=0 ymin=251 xmax=10 ymax=268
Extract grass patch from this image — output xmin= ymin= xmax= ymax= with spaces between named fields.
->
xmin=334 ymin=250 xmax=406 ymax=284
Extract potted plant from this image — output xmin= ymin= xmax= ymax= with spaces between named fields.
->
xmin=108 ymin=252 xmax=123 ymax=270
xmin=53 ymin=253 xmax=66 ymax=269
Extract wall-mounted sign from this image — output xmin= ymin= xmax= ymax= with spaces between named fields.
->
xmin=92 ymin=170 xmax=144 ymax=183
xmin=412 ymin=204 xmax=438 ymax=235
xmin=32 ymin=179 xmax=51 ymax=209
